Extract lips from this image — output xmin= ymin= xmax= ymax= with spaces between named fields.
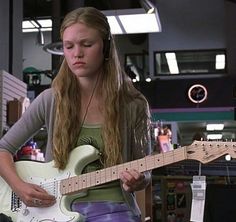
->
xmin=73 ymin=61 xmax=86 ymax=65
xmin=73 ymin=61 xmax=86 ymax=69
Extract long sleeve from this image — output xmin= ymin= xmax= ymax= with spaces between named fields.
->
xmin=0 ymin=89 xmax=54 ymax=156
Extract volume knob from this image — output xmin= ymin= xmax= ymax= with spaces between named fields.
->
xmin=22 ymin=208 xmax=30 ymax=216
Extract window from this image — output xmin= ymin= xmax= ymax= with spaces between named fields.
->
xmin=154 ymin=49 xmax=227 ymax=76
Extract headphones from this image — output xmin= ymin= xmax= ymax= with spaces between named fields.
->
xmin=103 ymin=33 xmax=111 ymax=60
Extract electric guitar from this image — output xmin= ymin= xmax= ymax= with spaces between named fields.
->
xmin=1 ymin=141 xmax=236 ymax=222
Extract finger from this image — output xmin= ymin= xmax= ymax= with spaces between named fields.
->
xmin=31 ymin=198 xmax=56 ymax=208
xmin=128 ymin=169 xmax=141 ymax=180
xmin=122 ymin=183 xmax=131 ymax=192
xmin=32 ymin=184 xmax=50 ymax=194
xmin=120 ymin=169 xmax=142 ymax=183
xmin=120 ymin=170 xmax=133 ymax=181
xmin=36 ymin=192 xmax=56 ymax=201
xmin=31 ymin=184 xmax=56 ymax=200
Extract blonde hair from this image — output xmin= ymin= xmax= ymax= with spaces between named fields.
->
xmin=52 ymin=7 xmax=139 ymax=169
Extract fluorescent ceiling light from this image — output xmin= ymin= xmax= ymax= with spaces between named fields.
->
xmin=165 ymin=52 xmax=179 ymax=74
xmin=206 ymin=123 xmax=224 ymax=131
xmin=102 ymin=8 xmax=161 ymax=34
xmin=118 ymin=13 xmax=160 ymax=33
xmin=215 ymin=54 xmax=225 ymax=70
xmin=22 ymin=19 xmax=52 ymax=33
xmin=23 ymin=21 xmax=36 ymax=29
xmin=106 ymin=16 xmax=123 ymax=34
xmin=207 ymin=134 xmax=222 ymax=140
xmin=37 ymin=19 xmax=52 ymax=28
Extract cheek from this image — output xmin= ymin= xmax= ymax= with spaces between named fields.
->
xmin=63 ymin=51 xmax=73 ymax=65
xmin=89 ymin=46 xmax=104 ymax=62
xmin=91 ymin=48 xmax=102 ymax=57
xmin=63 ymin=50 xmax=69 ymax=59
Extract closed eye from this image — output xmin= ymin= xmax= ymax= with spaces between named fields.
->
xmin=83 ymin=43 xmax=92 ymax=47
xmin=64 ymin=45 xmax=73 ymax=50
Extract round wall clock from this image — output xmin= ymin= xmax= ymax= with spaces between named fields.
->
xmin=188 ymin=84 xmax=208 ymax=104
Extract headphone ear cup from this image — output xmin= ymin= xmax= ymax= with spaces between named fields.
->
xmin=103 ymin=38 xmax=111 ymax=60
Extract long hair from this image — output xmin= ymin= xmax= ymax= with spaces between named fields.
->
xmin=52 ymin=7 xmax=140 ymax=169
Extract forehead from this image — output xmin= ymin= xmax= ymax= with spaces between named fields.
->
xmin=63 ymin=22 xmax=101 ymax=41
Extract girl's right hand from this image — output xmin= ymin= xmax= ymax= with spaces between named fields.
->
xmin=13 ymin=181 xmax=56 ymax=208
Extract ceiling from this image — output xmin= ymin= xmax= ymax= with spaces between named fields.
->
xmin=23 ymin=0 xmax=142 ymax=19
xmin=22 ymin=0 xmax=236 ymax=19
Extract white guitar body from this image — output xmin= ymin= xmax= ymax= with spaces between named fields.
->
xmin=0 ymin=145 xmax=100 ymax=222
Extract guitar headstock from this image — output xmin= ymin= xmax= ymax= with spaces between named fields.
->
xmin=185 ymin=140 xmax=236 ymax=164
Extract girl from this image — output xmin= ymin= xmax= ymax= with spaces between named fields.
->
xmin=0 ymin=7 xmax=151 ymax=222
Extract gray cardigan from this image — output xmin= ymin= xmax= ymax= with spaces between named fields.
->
xmin=0 ymin=88 xmax=151 ymax=216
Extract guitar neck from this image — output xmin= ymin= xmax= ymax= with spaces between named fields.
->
xmin=60 ymin=146 xmax=187 ymax=195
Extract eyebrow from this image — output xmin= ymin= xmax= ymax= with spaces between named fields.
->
xmin=63 ymin=38 xmax=95 ymax=44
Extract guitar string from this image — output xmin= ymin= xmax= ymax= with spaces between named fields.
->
xmin=34 ymin=148 xmax=192 ymax=199
xmin=38 ymin=148 xmax=185 ymax=195
xmin=28 ymin=141 xmax=230 ymax=196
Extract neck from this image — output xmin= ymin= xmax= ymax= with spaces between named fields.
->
xmin=78 ymin=75 xmax=101 ymax=98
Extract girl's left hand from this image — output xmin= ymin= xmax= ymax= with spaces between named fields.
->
xmin=119 ymin=169 xmax=146 ymax=192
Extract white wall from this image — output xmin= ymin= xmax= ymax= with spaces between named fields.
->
xmin=23 ymin=31 xmax=52 ymax=85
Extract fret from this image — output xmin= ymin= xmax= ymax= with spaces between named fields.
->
xmin=163 ymin=150 xmax=175 ymax=165
xmin=130 ymin=160 xmax=138 ymax=170
xmin=105 ymin=167 xmax=112 ymax=183
xmin=111 ymin=166 xmax=118 ymax=180
xmin=70 ymin=177 xmax=75 ymax=193
xmin=137 ymin=159 xmax=146 ymax=172
xmin=81 ymin=174 xmax=87 ymax=189
xmin=117 ymin=164 xmax=124 ymax=175
xmin=86 ymin=172 xmax=91 ymax=188
xmin=66 ymin=177 xmax=72 ymax=193
xmin=175 ymin=147 xmax=186 ymax=161
xmin=154 ymin=153 xmax=164 ymax=168
xmin=65 ymin=178 xmax=71 ymax=193
xmin=100 ymin=168 xmax=106 ymax=184
xmin=95 ymin=170 xmax=101 ymax=185
xmin=60 ymin=179 xmax=67 ymax=194
xmin=90 ymin=171 xmax=96 ymax=187
xmin=146 ymin=155 xmax=155 ymax=170
xmin=74 ymin=177 xmax=79 ymax=192
xmin=78 ymin=174 xmax=83 ymax=191
xmin=123 ymin=162 xmax=131 ymax=171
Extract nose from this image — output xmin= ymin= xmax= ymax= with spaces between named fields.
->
xmin=74 ymin=45 xmax=83 ymax=58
